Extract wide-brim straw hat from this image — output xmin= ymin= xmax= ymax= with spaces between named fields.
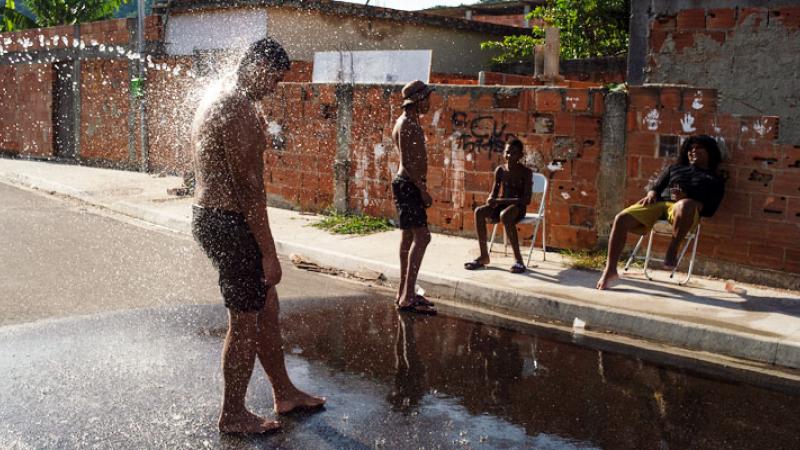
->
xmin=401 ymin=80 xmax=434 ymax=107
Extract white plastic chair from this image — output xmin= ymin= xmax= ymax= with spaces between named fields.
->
xmin=489 ymin=172 xmax=548 ymax=266
xmin=623 ymin=219 xmax=701 ymax=285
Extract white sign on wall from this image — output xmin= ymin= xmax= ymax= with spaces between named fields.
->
xmin=312 ymin=50 xmax=432 ymax=84
xmin=166 ymin=9 xmax=268 ymax=56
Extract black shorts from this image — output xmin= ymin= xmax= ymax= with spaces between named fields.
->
xmin=192 ymin=205 xmax=267 ymax=312
xmin=392 ymin=176 xmax=427 ymax=229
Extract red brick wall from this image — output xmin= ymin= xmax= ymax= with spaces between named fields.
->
xmin=145 ymin=56 xmax=195 ymax=173
xmin=626 ymin=85 xmax=799 ymax=273
xmin=258 ymin=83 xmax=339 ymax=211
xmin=282 ymin=60 xmax=312 ymax=83
xmin=80 ymin=59 xmax=132 ymax=163
xmin=145 ymin=81 xmax=604 ymax=249
xmin=79 ymin=18 xmax=131 ymax=46
xmin=0 ymin=65 xmax=21 ymax=153
xmin=0 ymin=25 xmax=75 ymax=53
xmin=480 ymin=72 xmax=605 ymax=88
xmin=343 ymin=85 xmax=605 ymax=249
xmin=0 ymin=64 xmax=53 ymax=157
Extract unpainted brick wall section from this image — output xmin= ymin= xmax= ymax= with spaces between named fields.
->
xmin=255 ymin=84 xmax=606 ymax=250
xmin=256 ymin=83 xmax=339 ymax=211
xmin=80 ymin=59 xmax=133 ymax=163
xmin=0 ymin=64 xmax=53 ymax=156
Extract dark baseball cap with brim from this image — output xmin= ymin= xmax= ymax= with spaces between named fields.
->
xmin=402 ymin=80 xmax=434 ymax=107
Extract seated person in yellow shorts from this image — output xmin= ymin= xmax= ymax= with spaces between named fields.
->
xmin=597 ymin=135 xmax=725 ymax=289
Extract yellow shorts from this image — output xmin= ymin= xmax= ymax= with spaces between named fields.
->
xmin=621 ymin=201 xmax=699 ymax=235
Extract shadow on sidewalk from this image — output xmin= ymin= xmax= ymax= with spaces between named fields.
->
xmin=546 ymin=266 xmax=800 ymax=320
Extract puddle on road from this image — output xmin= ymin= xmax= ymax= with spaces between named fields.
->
xmin=278 ymin=297 xmax=800 ymax=449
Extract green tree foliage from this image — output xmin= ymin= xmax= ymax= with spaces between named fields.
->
xmin=24 ymin=0 xmax=130 ymax=27
xmin=481 ymin=0 xmax=630 ymax=64
xmin=1 ymin=0 xmax=37 ymax=32
xmin=114 ymin=0 xmax=153 ymax=19
xmin=1 ymin=0 xmax=130 ymax=31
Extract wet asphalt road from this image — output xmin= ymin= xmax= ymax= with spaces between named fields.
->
xmin=0 ymin=183 xmax=373 ymax=326
xmin=2 ymin=184 xmax=800 ymax=450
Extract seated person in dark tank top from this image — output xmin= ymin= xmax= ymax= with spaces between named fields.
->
xmin=464 ymin=138 xmax=533 ymax=274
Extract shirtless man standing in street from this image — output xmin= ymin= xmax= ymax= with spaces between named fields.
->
xmin=391 ymin=80 xmax=437 ymax=315
xmin=190 ymin=37 xmax=324 ymax=434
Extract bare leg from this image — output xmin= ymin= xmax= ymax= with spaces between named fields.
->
xmin=500 ymin=206 xmax=524 ymax=264
xmin=473 ymin=205 xmax=493 ymax=264
xmin=397 ymin=230 xmax=413 ymax=304
xmin=399 ymin=226 xmax=431 ymax=308
xmin=597 ymin=212 xmax=642 ymax=290
xmin=219 ymin=310 xmax=280 ymax=433
xmin=254 ymin=287 xmax=326 ymax=415
xmin=664 ymin=199 xmax=701 ymax=268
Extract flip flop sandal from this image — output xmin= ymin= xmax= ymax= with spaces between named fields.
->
xmin=397 ymin=297 xmax=437 ymax=315
xmin=395 ymin=296 xmax=434 ymax=307
xmin=464 ymin=260 xmax=486 ymax=270
xmin=510 ymin=262 xmax=526 ymax=274
xmin=414 ymin=294 xmax=435 ymax=307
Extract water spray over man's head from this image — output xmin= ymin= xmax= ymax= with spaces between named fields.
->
xmin=236 ymin=37 xmax=291 ymax=100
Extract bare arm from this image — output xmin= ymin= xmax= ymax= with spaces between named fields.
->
xmin=221 ymin=99 xmax=281 ymax=286
xmin=641 ymin=165 xmax=671 ymax=205
xmin=487 ymin=167 xmax=503 ymax=205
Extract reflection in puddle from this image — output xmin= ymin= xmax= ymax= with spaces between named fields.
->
xmin=282 ymin=298 xmax=800 ymax=449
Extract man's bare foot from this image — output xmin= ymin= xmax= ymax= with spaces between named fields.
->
xmin=274 ymin=390 xmax=326 ymax=415
xmin=596 ymin=271 xmax=619 ymax=290
xmin=219 ymin=410 xmax=281 ymax=434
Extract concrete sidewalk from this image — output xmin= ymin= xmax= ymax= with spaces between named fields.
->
xmin=2 ymin=157 xmax=800 ymax=371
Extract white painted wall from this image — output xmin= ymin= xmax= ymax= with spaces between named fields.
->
xmin=312 ymin=50 xmax=431 ymax=84
xmin=166 ymin=9 xmax=267 ymax=56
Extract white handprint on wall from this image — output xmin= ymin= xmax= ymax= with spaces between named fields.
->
xmin=681 ymin=113 xmax=696 ymax=133
xmin=753 ymin=119 xmax=772 ymax=138
xmin=691 ymin=91 xmax=704 ymax=110
xmin=644 ymin=109 xmax=661 ymax=131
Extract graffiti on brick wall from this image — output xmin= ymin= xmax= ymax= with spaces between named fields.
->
xmin=450 ymin=111 xmax=508 ymax=154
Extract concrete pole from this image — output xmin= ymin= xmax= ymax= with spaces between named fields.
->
xmin=544 ymin=27 xmax=560 ymax=81
xmin=533 ymin=45 xmax=544 ymax=78
xmin=137 ymin=0 xmax=148 ymax=172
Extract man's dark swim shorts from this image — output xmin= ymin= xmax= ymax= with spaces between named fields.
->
xmin=392 ymin=175 xmax=427 ymax=229
xmin=192 ymin=205 xmax=267 ymax=312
